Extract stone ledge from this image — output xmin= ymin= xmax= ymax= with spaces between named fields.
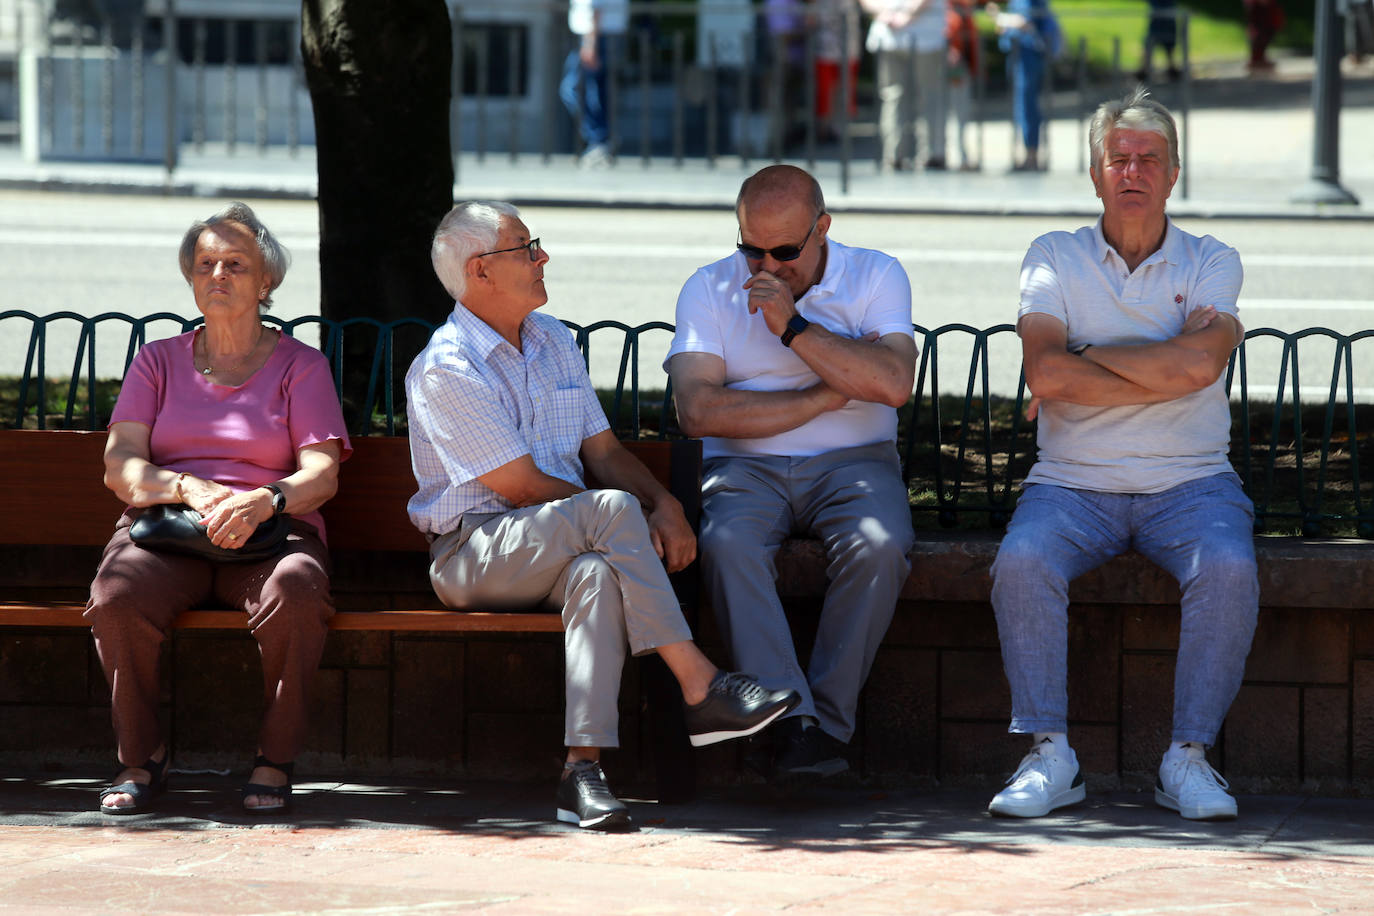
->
xmin=776 ymin=534 xmax=1374 ymax=609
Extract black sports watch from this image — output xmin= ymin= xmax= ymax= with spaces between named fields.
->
xmin=780 ymin=315 xmax=811 ymax=348
xmin=263 ymin=483 xmax=287 ymax=517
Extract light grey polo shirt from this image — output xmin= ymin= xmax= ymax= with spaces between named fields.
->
xmin=1018 ymin=218 xmax=1243 ymax=494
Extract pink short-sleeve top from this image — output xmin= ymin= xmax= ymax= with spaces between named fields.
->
xmin=110 ymin=329 xmax=353 ymax=541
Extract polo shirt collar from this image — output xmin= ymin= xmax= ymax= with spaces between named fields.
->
xmin=1093 ymin=216 xmax=1179 ymax=269
xmin=800 ymin=238 xmax=846 ymax=302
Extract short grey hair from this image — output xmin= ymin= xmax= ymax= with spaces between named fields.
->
xmin=178 ymin=201 xmax=290 ymax=308
xmin=1088 ymin=86 xmax=1180 ymax=173
xmin=431 ymin=201 xmax=521 ymax=301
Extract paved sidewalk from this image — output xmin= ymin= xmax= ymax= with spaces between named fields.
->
xmin=2 ymin=58 xmax=1373 ymax=220
xmin=1 ymin=772 xmax=1371 ymax=914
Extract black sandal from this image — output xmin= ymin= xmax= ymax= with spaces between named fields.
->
xmin=98 ymin=752 xmax=169 ymax=816
xmin=241 ymin=755 xmax=294 ymax=814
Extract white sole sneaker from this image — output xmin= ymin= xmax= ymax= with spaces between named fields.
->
xmin=688 ymin=701 xmax=794 ymax=747
xmin=1154 ymin=785 xmax=1237 ymax=821
xmin=988 ymin=780 xmax=1086 ymax=818
xmin=556 ymin=806 xmax=631 ymax=830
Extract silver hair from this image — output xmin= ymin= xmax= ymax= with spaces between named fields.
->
xmin=1088 ymin=86 xmax=1180 ymax=173
xmin=178 ymin=201 xmax=291 ymax=308
xmin=431 ymin=201 xmax=522 ymax=301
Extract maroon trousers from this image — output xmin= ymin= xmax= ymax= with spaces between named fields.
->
xmin=85 ymin=515 xmax=334 ymax=767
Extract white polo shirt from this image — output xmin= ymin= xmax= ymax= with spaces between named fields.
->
xmin=1018 ymin=218 xmax=1243 ymax=494
xmin=666 ymin=239 xmax=915 ymax=460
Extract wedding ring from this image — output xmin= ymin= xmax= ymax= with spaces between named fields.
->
xmin=228 ymin=533 xmax=239 ymax=540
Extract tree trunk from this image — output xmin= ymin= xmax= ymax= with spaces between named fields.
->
xmin=301 ymin=0 xmax=454 ymax=432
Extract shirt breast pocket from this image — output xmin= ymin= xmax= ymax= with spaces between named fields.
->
xmin=546 ymin=387 xmax=587 ymax=458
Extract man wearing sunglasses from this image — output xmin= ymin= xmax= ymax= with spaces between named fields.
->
xmin=405 ymin=201 xmax=801 ymax=830
xmin=666 ymin=166 xmax=917 ymax=785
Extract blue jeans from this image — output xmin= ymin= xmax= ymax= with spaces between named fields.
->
xmin=1009 ymin=47 xmax=1044 ymax=150
xmin=559 ymin=36 xmax=621 ymax=148
xmin=991 ymin=473 xmax=1259 ymax=745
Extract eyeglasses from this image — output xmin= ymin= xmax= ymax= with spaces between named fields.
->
xmin=474 ymin=238 xmax=542 ymax=261
xmin=736 ymin=214 xmax=822 ymax=262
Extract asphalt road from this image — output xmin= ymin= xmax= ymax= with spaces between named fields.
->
xmin=2 ymin=190 xmax=1371 ymax=401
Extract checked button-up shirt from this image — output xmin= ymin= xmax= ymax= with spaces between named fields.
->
xmin=405 ymin=303 xmax=610 ymax=538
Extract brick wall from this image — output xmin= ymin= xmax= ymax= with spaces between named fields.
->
xmin=2 ymin=537 xmax=1372 ymax=796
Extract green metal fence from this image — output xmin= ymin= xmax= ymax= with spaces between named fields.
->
xmin=2 ymin=310 xmax=1369 ymax=538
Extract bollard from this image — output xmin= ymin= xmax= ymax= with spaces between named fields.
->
xmin=162 ymin=1 xmax=176 ymax=175
xmin=508 ymin=29 xmax=520 ymax=164
xmin=224 ymin=20 xmax=236 ymax=154
xmin=192 ymin=18 xmax=205 ymax=151
xmin=640 ymin=30 xmax=651 ymax=166
xmin=451 ymin=13 xmax=462 ymax=182
xmin=1292 ymin=0 xmax=1360 ymax=204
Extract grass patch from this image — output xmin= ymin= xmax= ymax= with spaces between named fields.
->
xmin=1054 ymin=1 xmax=1247 ymax=72
xmin=979 ymin=1 xmax=1312 ymax=78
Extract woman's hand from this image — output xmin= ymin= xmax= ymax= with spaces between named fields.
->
xmin=199 ymin=488 xmax=274 ymax=549
xmin=176 ymin=473 xmax=235 ymax=515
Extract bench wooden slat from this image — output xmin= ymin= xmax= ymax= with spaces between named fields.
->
xmin=0 ymin=430 xmax=699 ymax=637
xmin=0 ymin=601 xmax=565 ymax=633
xmin=0 ymin=429 xmax=700 ymax=553
xmin=0 ymin=429 xmax=124 ymax=546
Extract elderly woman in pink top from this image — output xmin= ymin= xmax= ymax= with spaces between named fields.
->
xmin=86 ymin=202 xmax=351 ymax=816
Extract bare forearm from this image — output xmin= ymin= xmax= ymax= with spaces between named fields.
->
xmin=105 ymin=455 xmax=181 ymax=507
xmin=269 ymin=467 xmax=338 ymax=516
xmin=675 ymin=383 xmax=843 ymax=439
xmin=585 ymin=447 xmax=671 ymax=511
xmin=1082 ymin=341 xmax=1219 ymax=397
xmin=508 ymin=472 xmax=582 ymax=508
xmin=789 ymin=327 xmax=914 ymax=407
xmin=1027 ymin=350 xmax=1183 ymax=407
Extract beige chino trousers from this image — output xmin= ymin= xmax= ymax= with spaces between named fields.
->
xmin=429 ymin=488 xmax=694 ymax=748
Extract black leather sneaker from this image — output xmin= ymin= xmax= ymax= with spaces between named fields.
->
xmin=684 ymin=671 xmax=801 ymax=747
xmin=555 ymin=760 xmax=631 ymax=831
xmin=773 ymin=717 xmax=849 ymax=782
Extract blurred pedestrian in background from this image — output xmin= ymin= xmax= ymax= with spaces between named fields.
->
xmin=993 ymin=0 xmax=1061 ymax=171
xmin=862 ymin=0 xmax=950 ymax=171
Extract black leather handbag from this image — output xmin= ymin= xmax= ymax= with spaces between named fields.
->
xmin=129 ymin=504 xmax=290 ymax=563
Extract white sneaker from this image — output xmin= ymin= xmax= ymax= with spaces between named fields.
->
xmin=1155 ymin=743 xmax=1237 ymax=820
xmin=578 ymin=144 xmax=612 ymax=169
xmin=988 ymin=739 xmax=1086 ymax=817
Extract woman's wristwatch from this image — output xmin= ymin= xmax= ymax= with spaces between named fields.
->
xmin=262 ymin=483 xmax=287 ymax=516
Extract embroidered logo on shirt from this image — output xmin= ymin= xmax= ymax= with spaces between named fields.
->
xmin=1175 ymin=294 xmax=1184 ymax=304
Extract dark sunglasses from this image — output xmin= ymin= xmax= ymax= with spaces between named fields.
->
xmin=737 ymin=214 xmax=822 ymax=262
xmin=474 ymin=238 xmax=542 ymax=261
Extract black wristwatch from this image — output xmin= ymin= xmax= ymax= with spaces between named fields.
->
xmin=780 ymin=315 xmax=811 ymax=348
xmin=262 ymin=483 xmax=287 ymax=517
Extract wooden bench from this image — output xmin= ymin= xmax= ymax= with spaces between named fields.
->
xmin=0 ymin=427 xmax=702 ymax=798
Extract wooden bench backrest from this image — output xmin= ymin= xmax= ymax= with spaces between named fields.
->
xmin=0 ymin=429 xmax=700 ymax=553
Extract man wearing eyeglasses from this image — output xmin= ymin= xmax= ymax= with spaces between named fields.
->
xmin=405 ymin=201 xmax=801 ymax=830
xmin=666 ymin=166 xmax=917 ymax=784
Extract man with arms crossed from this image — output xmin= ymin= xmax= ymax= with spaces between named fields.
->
xmin=988 ymin=88 xmax=1258 ymax=821
xmin=406 ymin=202 xmax=799 ymax=831
xmin=667 ymin=165 xmax=917 ymax=783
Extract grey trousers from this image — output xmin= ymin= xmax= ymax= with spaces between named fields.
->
xmin=699 ymin=442 xmax=914 ymax=742
xmin=876 ymin=47 xmax=948 ymax=165
xmin=429 ymin=488 xmax=694 ymax=748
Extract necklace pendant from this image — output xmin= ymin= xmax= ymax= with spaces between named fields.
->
xmin=201 ymin=367 xmax=213 ymax=376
